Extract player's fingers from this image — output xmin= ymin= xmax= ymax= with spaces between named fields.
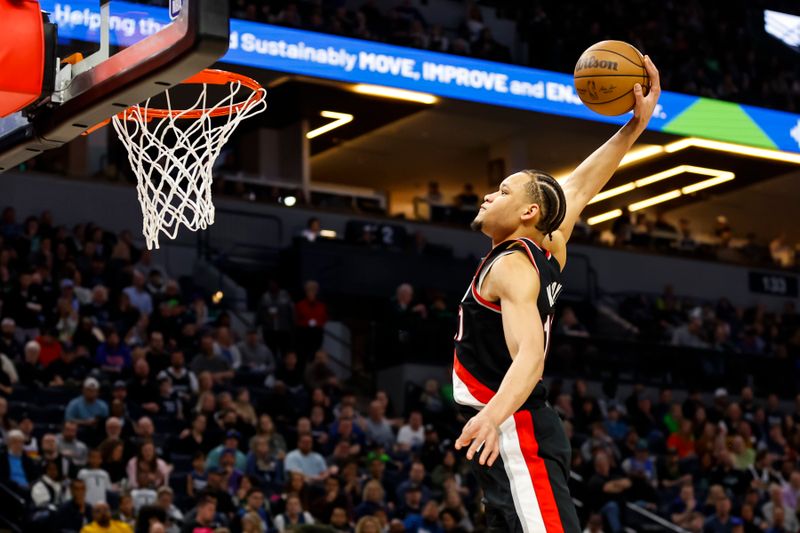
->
xmin=454 ymin=420 xmax=475 ymax=450
xmin=633 ymin=83 xmax=644 ymax=117
xmin=466 ymin=435 xmax=484 ymax=461
xmin=486 ymin=445 xmax=501 ymax=467
xmin=478 ymin=436 xmax=493 ymax=465
xmin=644 ymin=55 xmax=661 ymax=92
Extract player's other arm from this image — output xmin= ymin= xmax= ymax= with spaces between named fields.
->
xmin=557 ymin=56 xmax=662 ymax=242
xmin=455 ymin=253 xmax=544 ymax=466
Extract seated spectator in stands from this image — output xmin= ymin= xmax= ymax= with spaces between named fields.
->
xmin=17 ymin=339 xmax=45 ymax=387
xmin=671 ymin=309 xmax=709 ymax=349
xmin=219 ymin=448 xmax=245 ymax=495
xmin=396 ymin=484 xmax=424 ymax=520
xmin=295 ymin=280 xmax=328 ymax=360
xmin=667 ymin=419 xmax=697 ymax=459
xmin=123 ymin=270 xmax=153 ymax=316
xmin=128 ymin=359 xmax=160 ymax=416
xmin=355 ymin=479 xmax=387 ymax=520
xmin=156 ymin=375 xmax=182 ymax=420
xmin=47 ymin=346 xmax=92 ymax=387
xmin=363 ymin=400 xmax=395 ymax=450
xmin=57 ymin=478 xmax=93 ymax=532
xmin=81 ymin=285 xmax=111 ymax=327
xmin=191 ymin=332 xmax=233 ymax=384
xmin=257 ymin=280 xmax=294 ymax=358
xmin=711 ymin=451 xmax=749 ymax=496
xmin=396 ymin=411 xmax=425 ymax=452
xmin=203 ymin=467 xmax=237 ymax=518
xmin=782 ymin=471 xmax=800 ymax=511
xmin=245 ymin=435 xmax=283 ymax=493
xmin=253 ymin=414 xmax=287 ymax=459
xmin=65 ymin=377 xmax=109 ymax=427
xmin=731 ymin=435 xmax=755 ymax=470
xmin=454 ymin=183 xmax=479 ymax=211
xmin=587 ymin=451 xmax=630 ymax=533
xmin=214 ymin=326 xmax=241 ymax=369
xmin=81 ymin=501 xmax=132 ymax=533
xmin=556 ymin=307 xmax=589 ymax=337
xmin=31 ymin=458 xmax=69 ymax=508
xmin=306 ymin=350 xmax=340 ymax=391
xmin=126 ymin=440 xmax=170 ymax=489
xmin=770 ymin=234 xmax=795 ymax=268
xmin=0 ymin=429 xmax=38 ymax=496
xmin=581 ymin=422 xmax=622 ymax=464
xmin=396 ymin=461 xmax=431 ymax=504
xmin=0 ymin=317 xmax=22 ymax=361
xmin=704 ymin=496 xmax=740 ymax=533
xmin=177 ymin=414 xmax=212 ymax=457
xmin=144 ymin=331 xmax=169 ymax=378
xmin=100 ymin=439 xmax=126 ymax=490
xmin=95 ymin=328 xmax=132 ymax=376
xmin=302 ymin=217 xmax=321 ymax=242
xmin=669 ymin=483 xmax=701 ymax=529
xmin=285 ymin=433 xmax=329 ymax=483
xmin=182 ymin=494 xmax=223 ymax=533
xmin=237 ymin=329 xmax=275 ymax=374
xmin=275 ymin=494 xmax=315 ymax=532
xmin=762 ymin=484 xmax=799 ymax=532
xmin=159 ymin=350 xmax=197 ymax=400
xmin=272 ymin=351 xmax=304 ymax=395
xmin=9 ymin=271 xmax=46 ymax=339
xmin=36 ymin=327 xmax=63 ymax=368
xmin=78 ymin=449 xmax=112 ymax=506
xmin=206 ymin=430 xmax=247 ymax=472
xmin=58 ymin=420 xmax=89 ymax=468
xmin=404 ymin=499 xmax=442 ymax=533
xmin=676 ymin=219 xmax=697 ymax=252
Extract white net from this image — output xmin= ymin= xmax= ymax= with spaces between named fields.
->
xmin=112 ymin=77 xmax=267 ymax=250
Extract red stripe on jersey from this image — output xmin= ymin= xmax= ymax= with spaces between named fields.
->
xmin=513 ymin=410 xmax=565 ymax=533
xmin=513 ymin=239 xmax=540 ymax=275
xmin=470 ymin=282 xmax=501 ymax=312
xmin=453 ymin=352 xmax=495 ymax=404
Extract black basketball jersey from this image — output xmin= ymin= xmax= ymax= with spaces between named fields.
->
xmin=453 ymin=237 xmax=563 ymax=412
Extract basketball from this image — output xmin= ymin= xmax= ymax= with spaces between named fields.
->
xmin=574 ymin=40 xmax=650 ymax=116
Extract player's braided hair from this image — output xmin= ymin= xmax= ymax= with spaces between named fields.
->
xmin=521 ymin=169 xmax=567 ymax=240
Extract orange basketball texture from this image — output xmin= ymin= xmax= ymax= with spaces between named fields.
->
xmin=574 ymin=41 xmax=650 ymax=116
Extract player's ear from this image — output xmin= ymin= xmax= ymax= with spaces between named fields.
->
xmin=520 ymin=203 xmax=539 ymax=222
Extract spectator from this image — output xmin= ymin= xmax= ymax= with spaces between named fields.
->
xmin=56 ymin=478 xmax=93 ymax=532
xmin=180 ymin=494 xmax=222 ymax=532
xmin=237 ymin=328 xmax=276 ymax=374
xmin=302 ymin=217 xmax=321 ymax=242
xmin=762 ymin=484 xmax=799 ymax=532
xmin=128 ymin=358 xmax=160 ymax=415
xmin=396 ymin=461 xmax=431 ymax=504
xmin=587 ymin=451 xmax=630 ymax=533
xmin=213 ymin=326 xmax=242 ymax=369
xmin=285 ymin=433 xmax=329 ymax=483
xmin=0 ymin=317 xmax=23 ymax=361
xmin=295 ymin=280 xmax=328 ymax=361
xmin=404 ymin=500 xmax=443 ymax=533
xmin=0 ymin=429 xmax=38 ymax=496
xmin=274 ymin=494 xmax=315 ymax=532
xmin=126 ymin=440 xmax=171 ymax=489
xmin=159 ymin=350 xmax=198 ymax=399
xmin=363 ymin=400 xmax=395 ymax=450
xmin=78 ymin=449 xmax=113 ymax=506
xmin=31 ymin=458 xmax=69 ymax=508
xmin=17 ymin=339 xmax=45 ymax=387
xmin=123 ymin=270 xmax=153 ymax=316
xmin=670 ymin=483 xmax=701 ymax=528
xmin=704 ymin=496 xmax=739 ymax=533
xmin=58 ymin=421 xmax=89 ymax=468
xmin=0 ymin=347 xmax=17 ymax=395
xmin=65 ymin=377 xmax=109 ymax=426
xmin=206 ymin=430 xmax=247 ymax=472
xmin=396 ymin=411 xmax=425 ymax=452
xmin=672 ymin=309 xmax=709 ymax=349
xmin=95 ymin=328 xmax=132 ymax=376
xmin=81 ymin=501 xmax=133 ymax=533
xmin=190 ymin=332 xmax=233 ymax=384
xmin=557 ymin=307 xmax=590 ymax=337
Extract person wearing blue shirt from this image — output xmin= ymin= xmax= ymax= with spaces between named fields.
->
xmin=0 ymin=430 xmax=38 ymax=496
xmin=403 ymin=501 xmax=444 ymax=533
xmin=65 ymin=377 xmax=109 ymax=426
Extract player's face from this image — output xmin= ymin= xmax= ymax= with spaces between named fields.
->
xmin=470 ymin=172 xmax=540 ymax=240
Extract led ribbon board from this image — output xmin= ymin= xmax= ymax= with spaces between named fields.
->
xmin=41 ymin=0 xmax=800 ymax=152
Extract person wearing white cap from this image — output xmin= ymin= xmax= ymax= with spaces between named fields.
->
xmin=65 ymin=377 xmax=109 ymax=427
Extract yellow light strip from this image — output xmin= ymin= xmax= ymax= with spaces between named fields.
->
xmin=588 ymin=183 xmax=636 ymax=204
xmin=587 ymin=209 xmax=623 ymax=225
xmin=319 ymin=229 xmax=338 ymax=238
xmin=618 ymin=145 xmax=665 ymax=167
xmin=634 ymin=166 xmax=688 ymax=187
xmin=628 ymin=190 xmax=682 ymax=211
xmin=666 ymin=137 xmax=800 ymax=164
xmin=352 ymin=84 xmax=438 ymax=104
xmin=681 ymin=172 xmax=735 ymax=194
xmin=306 ymin=111 xmax=354 ymax=139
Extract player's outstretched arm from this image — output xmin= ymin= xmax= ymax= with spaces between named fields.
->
xmin=455 ymin=253 xmax=544 ymax=467
xmin=558 ymin=56 xmax=661 ymax=242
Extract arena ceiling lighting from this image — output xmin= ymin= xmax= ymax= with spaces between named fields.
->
xmin=587 ymin=209 xmax=623 ymax=226
xmin=306 ymin=111 xmax=354 ymax=139
xmin=588 ymin=165 xmax=733 ymax=205
xmin=628 ymin=190 xmax=683 ymax=212
xmin=352 ymin=84 xmax=438 ymax=104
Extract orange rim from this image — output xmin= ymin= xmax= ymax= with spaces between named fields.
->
xmin=83 ymin=69 xmax=265 ymax=134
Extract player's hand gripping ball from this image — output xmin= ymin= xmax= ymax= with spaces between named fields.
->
xmin=574 ymin=40 xmax=650 ymax=116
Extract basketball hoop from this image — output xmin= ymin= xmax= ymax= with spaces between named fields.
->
xmin=107 ymin=68 xmax=267 ymax=250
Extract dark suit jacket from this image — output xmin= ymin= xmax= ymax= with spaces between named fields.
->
xmin=0 ymin=450 xmax=39 ymax=490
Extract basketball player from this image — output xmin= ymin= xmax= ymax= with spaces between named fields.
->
xmin=453 ymin=56 xmax=661 ymax=532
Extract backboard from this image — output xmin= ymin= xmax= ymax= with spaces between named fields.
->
xmin=0 ymin=0 xmax=229 ymax=171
